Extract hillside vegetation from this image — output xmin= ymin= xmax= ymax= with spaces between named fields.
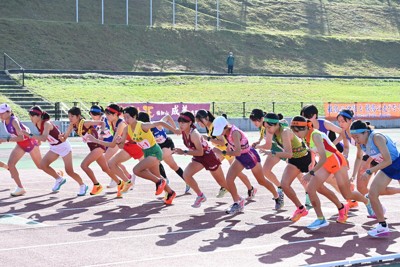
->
xmin=0 ymin=0 xmax=399 ymax=75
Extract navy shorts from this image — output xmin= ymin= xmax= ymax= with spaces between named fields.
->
xmin=381 ymin=156 xmax=400 ymax=180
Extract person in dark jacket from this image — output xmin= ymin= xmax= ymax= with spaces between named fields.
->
xmin=226 ymin=52 xmax=235 ymax=74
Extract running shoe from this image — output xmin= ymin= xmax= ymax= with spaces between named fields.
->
xmin=347 ymin=199 xmax=358 ymax=209
xmin=367 ymin=206 xmax=386 ymax=219
xmin=337 ymin=203 xmax=349 ymax=224
xmin=368 ymin=223 xmax=390 ymax=237
xmin=117 ymin=180 xmax=125 ymax=198
xmin=247 ymin=187 xmax=257 ymax=200
xmin=77 ymin=184 xmax=88 ymax=196
xmin=274 ymin=197 xmax=284 ymax=210
xmin=290 ymin=207 xmax=308 ymax=222
xmin=278 ymin=188 xmax=285 ymax=207
xmin=107 ymin=179 xmax=117 ymax=189
xmin=184 ymin=184 xmax=191 ymax=194
xmin=192 ymin=194 xmax=207 ymax=208
xmin=121 ymin=180 xmax=133 ymax=193
xmin=307 ymin=218 xmax=329 ymax=230
xmin=305 ymin=193 xmax=313 ymax=210
xmin=216 ymin=187 xmax=228 ymax=198
xmin=155 ymin=179 xmax=166 ymax=195
xmin=90 ymin=184 xmax=103 ymax=195
xmin=164 ymin=190 xmax=176 ymax=205
xmin=10 ymin=187 xmax=26 ymax=197
xmin=52 ymin=177 xmax=67 ymax=192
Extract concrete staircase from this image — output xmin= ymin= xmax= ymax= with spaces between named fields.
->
xmin=0 ymin=71 xmax=57 ymax=117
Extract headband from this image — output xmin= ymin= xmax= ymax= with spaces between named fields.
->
xmin=264 ymin=118 xmax=280 ymax=124
xmin=178 ymin=115 xmax=192 ymax=122
xmin=290 ymin=121 xmax=307 ymax=127
xmin=350 ymin=129 xmax=367 ymax=134
xmin=29 ymin=109 xmax=42 ymax=115
xmin=338 ymin=111 xmax=353 ymax=119
xmin=90 ymin=108 xmax=102 ymax=114
xmin=106 ymin=107 xmax=119 ymax=114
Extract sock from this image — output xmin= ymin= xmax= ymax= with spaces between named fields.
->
xmin=299 ymin=205 xmax=304 ymax=210
xmin=380 ymin=221 xmax=387 ymax=227
xmin=175 ymin=167 xmax=184 ymax=180
xmin=317 ymin=216 xmax=324 ymax=220
xmin=94 ymin=183 xmax=100 ymax=186
xmin=338 ymin=203 xmax=344 ymax=210
xmin=197 ymin=192 xmax=203 ymax=197
xmin=118 ymin=181 xmax=121 ymax=185
xmin=159 ymin=163 xmax=167 ymax=179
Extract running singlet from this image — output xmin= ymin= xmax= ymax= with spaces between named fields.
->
xmin=317 ymin=119 xmax=328 ymax=134
xmin=127 ymin=121 xmax=156 ymax=149
xmin=345 ymin=130 xmax=356 ymax=146
xmin=183 ymin=127 xmax=212 ymax=152
xmin=4 ymin=116 xmax=34 ymax=144
xmin=103 ymin=117 xmax=123 ymax=142
xmin=206 ymin=122 xmax=229 ymax=151
xmin=305 ymin=129 xmax=337 ymax=157
xmin=360 ymin=131 xmax=399 ymax=164
xmin=225 ymin=125 xmax=250 ymax=154
xmin=152 ymin=127 xmax=168 ymax=144
xmin=273 ymin=126 xmax=308 ymax=158
xmin=37 ymin=121 xmax=62 ymax=145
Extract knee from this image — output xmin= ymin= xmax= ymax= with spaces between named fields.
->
xmin=80 ymin=163 xmax=88 ymax=171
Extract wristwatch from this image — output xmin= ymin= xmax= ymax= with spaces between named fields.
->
xmin=366 ymin=169 xmax=372 ymax=175
xmin=309 ymin=170 xmax=315 ymax=176
xmin=222 ymin=150 xmax=227 ymax=156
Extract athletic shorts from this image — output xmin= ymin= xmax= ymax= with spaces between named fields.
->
xmin=323 ymin=152 xmax=347 ymax=174
xmin=381 ymin=156 xmax=400 ymax=180
xmin=17 ymin=138 xmax=38 ymax=153
xmin=158 ymin=137 xmax=175 ymax=150
xmin=288 ymin=152 xmax=312 ymax=173
xmin=50 ymin=141 xmax=72 ymax=158
xmin=192 ymin=150 xmax=221 ymax=171
xmin=123 ymin=142 xmax=144 ymax=160
xmin=362 ymin=154 xmax=378 ymax=167
xmin=87 ymin=142 xmax=105 ymax=152
xmin=236 ymin=147 xmax=261 ymax=170
xmin=144 ymin=144 xmax=163 ymax=161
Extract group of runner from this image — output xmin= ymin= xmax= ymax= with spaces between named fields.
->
xmin=0 ymin=102 xmax=398 ymax=238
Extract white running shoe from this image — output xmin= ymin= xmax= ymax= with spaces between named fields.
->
xmin=10 ymin=187 xmax=26 ymax=197
xmin=107 ymin=179 xmax=117 ymax=189
xmin=77 ymin=184 xmax=88 ymax=196
xmin=52 ymin=178 xmax=67 ymax=192
xmin=368 ymin=223 xmax=390 ymax=237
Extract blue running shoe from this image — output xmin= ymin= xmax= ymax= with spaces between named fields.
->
xmin=307 ymin=218 xmax=329 ymax=230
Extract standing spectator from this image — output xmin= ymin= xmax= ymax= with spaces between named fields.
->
xmin=226 ymin=52 xmax=235 ymax=74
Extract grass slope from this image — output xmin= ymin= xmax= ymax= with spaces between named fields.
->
xmin=0 ymin=0 xmax=399 ymax=75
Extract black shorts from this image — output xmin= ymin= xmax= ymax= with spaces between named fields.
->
xmin=288 ymin=152 xmax=312 ymax=173
xmin=362 ymin=154 xmax=378 ymax=167
xmin=158 ymin=137 xmax=175 ymax=150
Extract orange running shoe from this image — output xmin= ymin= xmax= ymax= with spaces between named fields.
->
xmin=337 ymin=203 xmax=349 ymax=223
xmin=121 ymin=180 xmax=133 ymax=193
xmin=155 ymin=179 xmax=166 ymax=195
xmin=347 ymin=199 xmax=358 ymax=209
xmin=290 ymin=207 xmax=308 ymax=222
xmin=117 ymin=180 xmax=125 ymax=198
xmin=90 ymin=184 xmax=103 ymax=195
xmin=164 ymin=191 xmax=176 ymax=205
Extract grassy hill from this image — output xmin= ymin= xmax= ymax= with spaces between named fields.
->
xmin=0 ymin=0 xmax=399 ymax=75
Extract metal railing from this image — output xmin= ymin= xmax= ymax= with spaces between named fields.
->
xmin=3 ymin=53 xmax=25 ymax=87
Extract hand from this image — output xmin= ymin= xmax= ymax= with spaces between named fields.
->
xmin=115 ymin=135 xmax=122 ymax=144
xmin=361 ymin=172 xmax=371 ymax=181
xmin=58 ymin=134 xmax=65 ymax=142
xmin=173 ymin=128 xmax=181 ymax=135
xmin=173 ymin=148 xmax=184 ymax=155
xmin=251 ymin=141 xmax=260 ymax=148
xmin=86 ymin=135 xmax=96 ymax=143
xmin=21 ymin=130 xmax=30 ymax=137
xmin=302 ymin=173 xmax=312 ymax=184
